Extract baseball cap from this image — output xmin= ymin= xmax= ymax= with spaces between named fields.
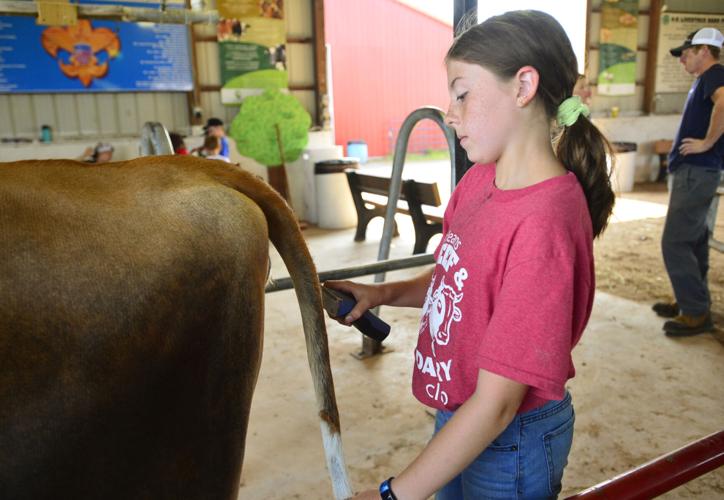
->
xmin=670 ymin=27 xmax=724 ymax=57
xmin=95 ymin=142 xmax=114 ymax=153
xmin=204 ymin=117 xmax=224 ymax=130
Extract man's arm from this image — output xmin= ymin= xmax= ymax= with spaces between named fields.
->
xmin=680 ymin=86 xmax=724 ymax=155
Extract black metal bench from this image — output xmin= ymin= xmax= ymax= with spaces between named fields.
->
xmin=345 ymin=170 xmax=443 ymax=254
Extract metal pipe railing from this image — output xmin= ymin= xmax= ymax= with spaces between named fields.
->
xmin=374 ymin=106 xmax=456 ymax=275
xmin=265 ymin=254 xmax=434 ymax=293
xmin=565 ymin=429 xmax=724 ymax=499
xmin=139 ymin=122 xmax=174 ymax=156
xmin=353 ymin=107 xmax=456 ymax=357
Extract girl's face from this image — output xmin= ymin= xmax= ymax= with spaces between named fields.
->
xmin=445 ymin=60 xmax=518 ymax=164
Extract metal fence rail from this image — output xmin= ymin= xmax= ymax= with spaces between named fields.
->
xmin=265 ymin=254 xmax=434 ymax=293
xmin=565 ymin=429 xmax=724 ymax=499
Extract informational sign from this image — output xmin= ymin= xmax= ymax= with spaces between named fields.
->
xmin=655 ymin=13 xmax=724 ymax=94
xmin=597 ymin=0 xmax=639 ymax=96
xmin=0 ymin=15 xmax=192 ymax=93
xmin=217 ymin=0 xmax=287 ymax=105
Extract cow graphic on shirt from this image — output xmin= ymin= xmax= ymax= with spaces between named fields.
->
xmin=421 ymin=277 xmax=463 ymax=356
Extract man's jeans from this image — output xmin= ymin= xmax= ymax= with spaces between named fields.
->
xmin=663 ymin=164 xmax=721 ymax=316
xmin=435 ymin=392 xmax=574 ymax=500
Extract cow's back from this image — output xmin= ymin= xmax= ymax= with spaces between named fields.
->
xmin=0 ymin=160 xmax=270 ymax=499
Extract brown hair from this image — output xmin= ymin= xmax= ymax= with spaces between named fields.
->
xmin=169 ymin=132 xmax=186 ymax=153
xmin=203 ymin=135 xmax=220 ymax=152
xmin=447 ymin=10 xmax=615 ymax=238
xmin=694 ymin=44 xmax=720 ymax=59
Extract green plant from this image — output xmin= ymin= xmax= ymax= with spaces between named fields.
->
xmin=229 ymin=89 xmax=311 ymax=201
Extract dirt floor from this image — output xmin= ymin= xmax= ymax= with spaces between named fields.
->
xmin=237 ymin=181 xmax=724 ymax=499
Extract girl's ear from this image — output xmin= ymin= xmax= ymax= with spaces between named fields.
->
xmin=514 ymin=65 xmax=540 ymax=107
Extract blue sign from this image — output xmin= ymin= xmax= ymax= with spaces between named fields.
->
xmin=0 ymin=16 xmax=193 ymax=92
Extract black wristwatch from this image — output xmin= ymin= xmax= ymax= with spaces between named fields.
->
xmin=379 ymin=477 xmax=398 ymax=500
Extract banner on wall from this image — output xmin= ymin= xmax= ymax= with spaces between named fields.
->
xmin=0 ymin=16 xmax=192 ymax=93
xmin=217 ymin=0 xmax=287 ymax=105
xmin=597 ymin=0 xmax=639 ymax=96
xmin=655 ymin=13 xmax=724 ymax=94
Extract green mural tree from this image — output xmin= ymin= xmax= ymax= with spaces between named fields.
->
xmin=229 ymin=89 xmax=311 ymax=202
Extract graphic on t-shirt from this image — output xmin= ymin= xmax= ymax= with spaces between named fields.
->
xmin=416 ymin=231 xmax=468 ymax=407
xmin=421 ymin=277 xmax=462 ymax=356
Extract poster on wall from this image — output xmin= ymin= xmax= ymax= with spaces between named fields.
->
xmin=597 ymin=0 xmax=639 ymax=96
xmin=655 ymin=13 xmax=724 ymax=94
xmin=217 ymin=0 xmax=287 ymax=105
xmin=0 ymin=16 xmax=192 ymax=93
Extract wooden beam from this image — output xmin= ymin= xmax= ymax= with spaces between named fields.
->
xmin=585 ymin=0 xmax=592 ymax=73
xmin=187 ymin=22 xmax=203 ymax=126
xmin=591 ymin=7 xmax=651 ymax=15
xmin=644 ymin=0 xmax=662 ymax=114
xmin=199 ymin=84 xmax=315 ymax=92
xmin=312 ymin=0 xmax=327 ymax=127
xmin=589 ymin=45 xmax=649 ymax=51
xmin=194 ymin=34 xmax=313 ymax=43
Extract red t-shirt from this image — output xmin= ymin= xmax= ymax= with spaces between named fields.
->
xmin=412 ymin=164 xmax=595 ymax=413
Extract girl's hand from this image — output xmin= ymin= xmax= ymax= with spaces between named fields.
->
xmin=323 ymin=280 xmax=385 ymax=325
xmin=351 ymin=489 xmax=379 ymax=500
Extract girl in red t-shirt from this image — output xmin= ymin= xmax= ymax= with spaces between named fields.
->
xmin=326 ymin=10 xmax=615 ymax=500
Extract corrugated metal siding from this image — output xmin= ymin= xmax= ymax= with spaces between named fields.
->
xmin=324 ymin=0 xmax=452 ymax=157
xmin=0 ymin=90 xmax=191 ymax=140
xmin=0 ymin=0 xmax=317 ymax=140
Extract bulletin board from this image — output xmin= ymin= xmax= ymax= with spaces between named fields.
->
xmin=0 ymin=15 xmax=192 ymax=93
xmin=655 ymin=12 xmax=724 ymax=93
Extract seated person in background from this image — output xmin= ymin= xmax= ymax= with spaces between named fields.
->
xmin=203 ymin=118 xmax=229 ymax=159
xmin=80 ymin=142 xmax=114 ymax=163
xmin=169 ymin=132 xmax=188 ymax=155
xmin=200 ymin=135 xmax=231 ymax=162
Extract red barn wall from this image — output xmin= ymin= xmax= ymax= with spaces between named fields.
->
xmin=324 ymin=0 xmax=452 ymax=157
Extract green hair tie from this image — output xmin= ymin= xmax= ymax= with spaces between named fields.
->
xmin=557 ymin=95 xmax=590 ymax=127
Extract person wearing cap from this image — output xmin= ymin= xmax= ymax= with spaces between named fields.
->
xmin=80 ymin=142 xmax=114 ymax=163
xmin=653 ymin=27 xmax=724 ymax=336
xmin=203 ymin=118 xmax=230 ymax=159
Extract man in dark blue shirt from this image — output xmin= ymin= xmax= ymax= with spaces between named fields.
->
xmin=653 ymin=28 xmax=724 ymax=336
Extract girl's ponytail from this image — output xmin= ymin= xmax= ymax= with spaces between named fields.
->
xmin=555 ymin=116 xmax=615 ymax=238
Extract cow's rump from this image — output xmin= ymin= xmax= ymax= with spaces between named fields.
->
xmin=0 ymin=157 xmax=351 ymax=500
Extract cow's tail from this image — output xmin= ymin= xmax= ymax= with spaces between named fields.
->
xmin=211 ymin=164 xmax=353 ymax=500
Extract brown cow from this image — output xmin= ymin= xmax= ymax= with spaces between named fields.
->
xmin=0 ymin=157 xmax=352 ymax=499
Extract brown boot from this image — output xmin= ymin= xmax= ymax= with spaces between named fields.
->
xmin=663 ymin=313 xmax=714 ymax=337
xmin=652 ymin=301 xmax=679 ymax=318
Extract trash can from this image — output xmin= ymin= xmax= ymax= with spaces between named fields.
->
xmin=315 ymin=158 xmax=359 ymax=229
xmin=610 ymin=141 xmax=637 ymax=193
xmin=347 ymin=140 xmax=368 ymax=164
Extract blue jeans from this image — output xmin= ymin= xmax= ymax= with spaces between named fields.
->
xmin=435 ymin=392 xmax=574 ymax=500
xmin=663 ymin=165 xmax=721 ymax=316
